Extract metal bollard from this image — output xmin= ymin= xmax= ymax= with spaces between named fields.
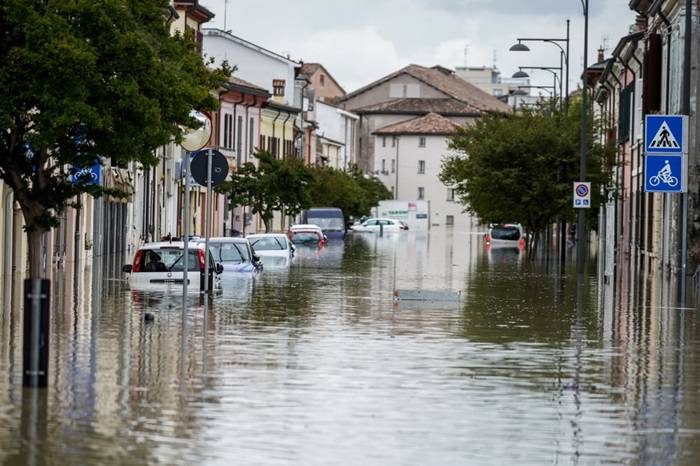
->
xmin=380 ymin=223 xmax=384 ymax=237
xmin=23 ymin=279 xmax=50 ymax=388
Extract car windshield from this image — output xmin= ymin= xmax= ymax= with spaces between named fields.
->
xmin=291 ymin=232 xmax=320 ymax=243
xmin=307 ymin=217 xmax=344 ymax=230
xmin=210 ymin=242 xmax=250 ymax=263
xmin=249 ymin=236 xmax=286 ymax=251
xmin=140 ymin=248 xmax=203 ymax=272
xmin=491 ymin=227 xmax=521 ymax=241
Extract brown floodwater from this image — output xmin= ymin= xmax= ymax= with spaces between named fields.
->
xmin=1 ymin=230 xmax=699 ymax=465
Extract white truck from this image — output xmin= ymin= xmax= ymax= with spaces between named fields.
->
xmin=372 ymin=201 xmax=430 ymax=231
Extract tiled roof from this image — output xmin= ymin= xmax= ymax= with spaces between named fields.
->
xmin=299 ymin=62 xmax=346 ymax=94
xmin=373 ymin=112 xmax=460 ymax=136
xmin=299 ymin=63 xmax=322 ymax=77
xmin=343 ymin=64 xmax=511 ymax=114
xmin=228 ymin=75 xmax=267 ymax=92
xmin=352 ymin=97 xmax=480 ymax=115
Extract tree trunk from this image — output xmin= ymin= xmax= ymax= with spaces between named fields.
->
xmin=27 ymin=228 xmax=46 ymax=280
xmin=19 ymin=201 xmax=49 ymax=280
xmin=262 ymin=212 xmax=272 ymax=233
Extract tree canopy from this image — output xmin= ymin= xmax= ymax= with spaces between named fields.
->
xmin=306 ymin=165 xmax=392 ymax=220
xmin=0 ymin=0 xmax=229 ymax=276
xmin=217 ymin=151 xmax=312 ymax=232
xmin=440 ymin=101 xmax=612 ymax=239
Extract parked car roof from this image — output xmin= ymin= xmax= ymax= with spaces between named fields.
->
xmin=194 ymin=237 xmax=249 ymax=244
xmin=138 ymin=241 xmax=206 ymax=250
xmin=289 ymin=224 xmax=324 ymax=232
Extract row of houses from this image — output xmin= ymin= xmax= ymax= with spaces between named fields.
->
xmin=0 ymin=0 xmax=513 ymax=308
xmin=587 ymin=0 xmax=698 ymax=295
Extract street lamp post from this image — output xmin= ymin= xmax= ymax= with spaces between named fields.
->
xmin=513 ymin=66 xmax=563 ymax=105
xmin=577 ymin=0 xmax=590 ymax=277
xmin=509 ymin=19 xmax=570 ymax=106
xmin=516 ymin=85 xmax=557 ymax=95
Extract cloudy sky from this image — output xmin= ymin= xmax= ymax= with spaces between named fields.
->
xmin=199 ymin=0 xmax=637 ymax=95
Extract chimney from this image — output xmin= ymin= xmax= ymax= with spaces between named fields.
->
xmin=597 ymin=47 xmax=605 ymax=64
xmin=635 ymin=15 xmax=647 ymax=32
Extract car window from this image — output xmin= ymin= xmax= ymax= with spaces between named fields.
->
xmin=249 ymin=237 xmax=285 ymax=251
xmin=211 ymin=242 xmax=250 ymax=262
xmin=292 ymin=232 xmax=320 ymax=243
xmin=140 ymin=248 xmax=202 ymax=272
xmin=364 ymin=220 xmax=377 ymax=226
xmin=306 ymin=217 xmax=344 ymax=230
xmin=491 ymin=227 xmax=521 ymax=241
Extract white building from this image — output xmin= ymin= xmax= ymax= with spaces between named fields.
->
xmin=312 ymin=101 xmax=358 ymax=170
xmin=373 ymin=112 xmax=474 ymax=230
xmin=202 ymin=28 xmax=302 ymax=109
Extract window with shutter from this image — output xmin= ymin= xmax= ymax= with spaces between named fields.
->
xmin=618 ymin=84 xmax=633 ymax=143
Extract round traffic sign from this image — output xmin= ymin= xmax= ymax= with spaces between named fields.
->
xmin=575 ymin=184 xmax=589 ymax=197
xmin=190 ymin=149 xmax=230 ymax=186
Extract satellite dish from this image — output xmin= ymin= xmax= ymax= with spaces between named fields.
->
xmin=181 ymin=111 xmax=212 ymax=152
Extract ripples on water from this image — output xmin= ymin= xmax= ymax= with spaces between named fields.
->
xmin=1 ymin=230 xmax=700 ymax=465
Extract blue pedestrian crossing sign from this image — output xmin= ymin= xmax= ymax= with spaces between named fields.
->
xmin=645 ymin=115 xmax=687 ymax=154
xmin=644 ymin=155 xmax=684 ymax=193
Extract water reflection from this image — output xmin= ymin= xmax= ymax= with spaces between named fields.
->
xmin=1 ymin=230 xmax=700 ymax=464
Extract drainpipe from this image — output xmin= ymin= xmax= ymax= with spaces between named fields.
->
xmin=610 ymin=67 xmax=625 ymax=262
xmin=629 ymin=50 xmax=644 ymax=253
xmin=282 ymin=112 xmax=292 ymax=158
xmin=394 ymin=136 xmax=400 ymax=200
xmin=343 ymin=116 xmax=349 ymax=170
xmin=244 ymin=98 xmax=253 ymax=163
xmin=679 ymin=0 xmax=692 ymax=303
xmin=231 ymin=94 xmax=244 ymax=160
xmin=619 ymin=51 xmax=637 ymax=257
xmin=227 ymin=93 xmax=244 ymax=235
xmin=300 ymin=80 xmax=310 ymax=163
xmin=271 ymin=107 xmax=282 ymax=159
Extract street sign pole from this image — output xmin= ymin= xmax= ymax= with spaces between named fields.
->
xmin=680 ymin=0 xmax=692 ymax=304
xmin=203 ymin=149 xmax=212 ymax=295
xmin=643 ymin=113 xmax=689 ymax=303
xmin=183 ymin=152 xmax=191 ymax=297
xmin=180 ymin=111 xmax=212 ymax=299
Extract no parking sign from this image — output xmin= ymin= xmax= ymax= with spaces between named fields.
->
xmin=573 ymin=182 xmax=591 ymax=209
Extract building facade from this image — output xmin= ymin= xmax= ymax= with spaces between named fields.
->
xmin=592 ymin=0 xmax=699 ymax=297
xmin=340 ymin=64 xmax=511 ymax=174
xmin=373 ymin=113 xmax=468 ymax=229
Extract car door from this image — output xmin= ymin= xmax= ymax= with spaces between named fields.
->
xmin=362 ymin=219 xmax=378 ymax=232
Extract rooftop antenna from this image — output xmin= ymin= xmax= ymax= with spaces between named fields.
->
xmin=492 ymin=49 xmax=498 ymax=69
xmin=224 ymin=0 xmax=229 ymax=31
xmin=601 ymin=35 xmax=611 ymax=53
xmin=463 ymin=43 xmax=470 ymax=67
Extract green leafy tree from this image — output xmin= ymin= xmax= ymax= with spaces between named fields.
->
xmin=307 ymin=165 xmax=392 ymax=220
xmin=218 ymin=151 xmax=312 ymax=232
xmin=351 ymin=166 xmax=393 ymax=217
xmin=0 ymin=0 xmax=228 ymax=277
xmin=440 ymin=101 xmax=611 ymax=250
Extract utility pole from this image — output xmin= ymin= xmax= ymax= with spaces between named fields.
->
xmin=679 ymin=0 xmax=693 ymax=303
xmin=576 ymin=1 xmax=590 ymax=278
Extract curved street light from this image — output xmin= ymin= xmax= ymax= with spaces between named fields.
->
xmin=508 ymin=19 xmax=570 ymax=107
xmin=509 ymin=41 xmax=531 ymax=52
xmin=514 ymin=66 xmax=562 ymax=103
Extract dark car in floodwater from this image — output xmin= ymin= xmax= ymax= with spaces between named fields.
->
xmin=302 ymin=207 xmax=345 ymax=240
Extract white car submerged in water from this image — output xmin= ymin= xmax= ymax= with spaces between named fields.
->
xmin=247 ymin=233 xmax=295 ymax=269
xmin=122 ymin=242 xmax=222 ymax=292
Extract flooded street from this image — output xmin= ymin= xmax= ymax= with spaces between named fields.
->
xmin=2 ymin=230 xmax=700 ymax=465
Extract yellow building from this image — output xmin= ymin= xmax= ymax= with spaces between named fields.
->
xmin=259 ymin=101 xmax=300 ymax=232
